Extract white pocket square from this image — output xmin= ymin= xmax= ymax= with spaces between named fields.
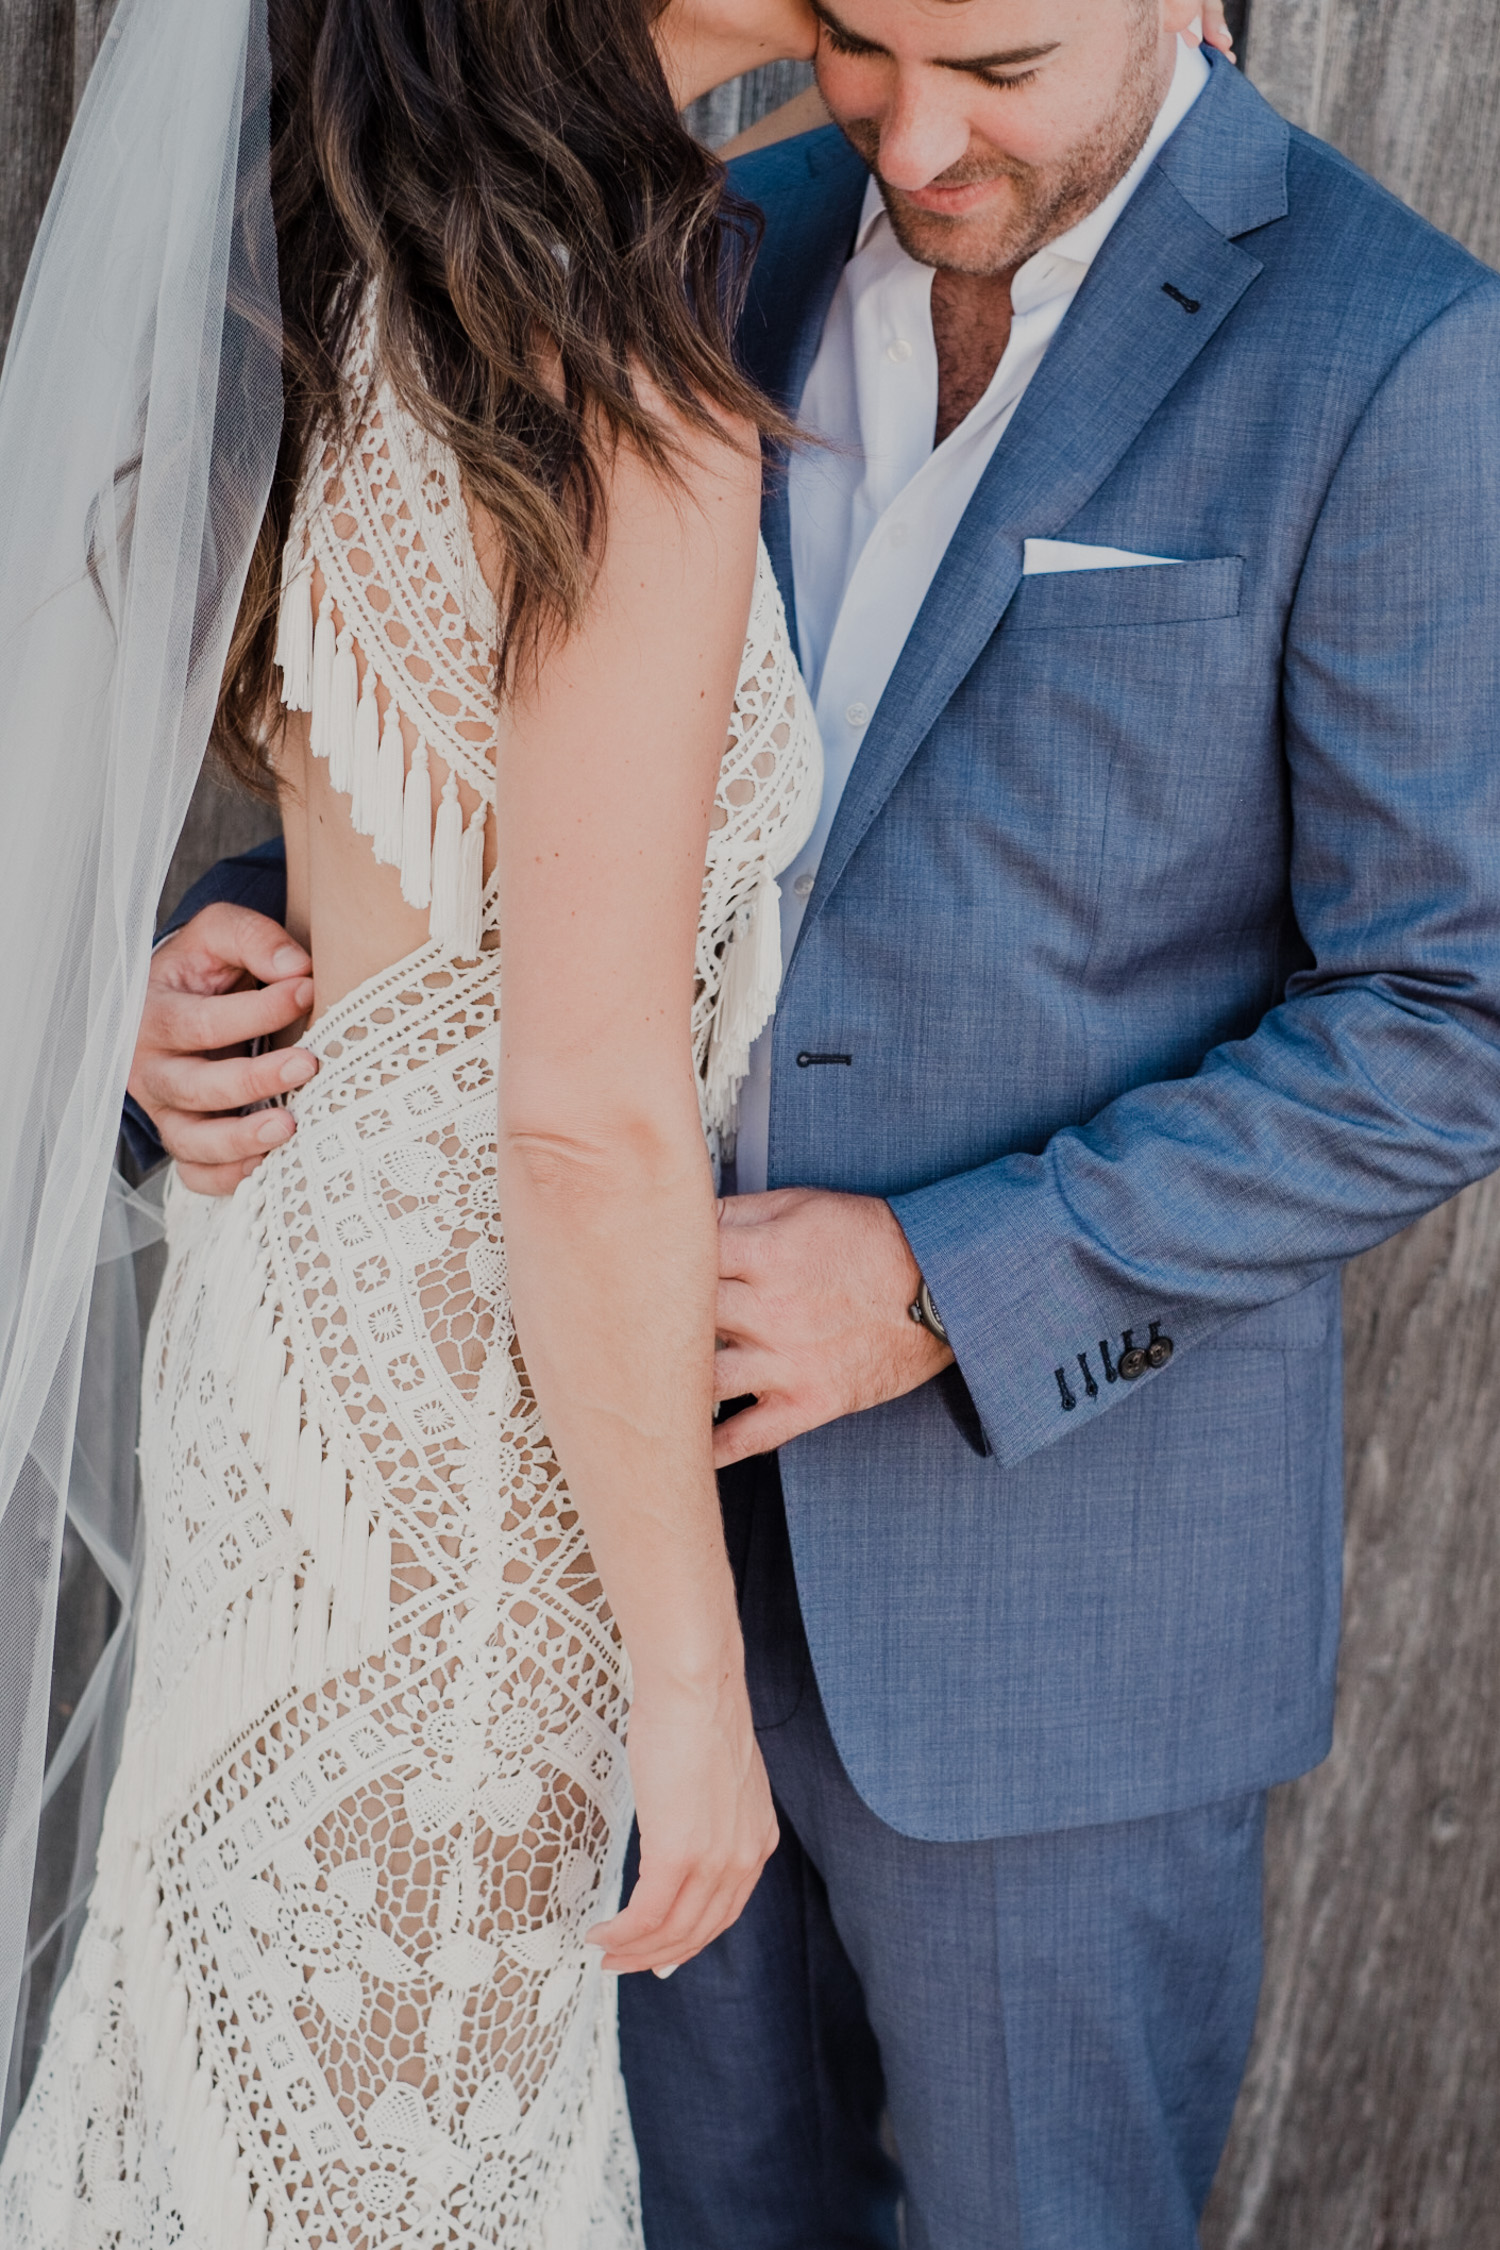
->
xmin=1022 ymin=538 xmax=1187 ymax=575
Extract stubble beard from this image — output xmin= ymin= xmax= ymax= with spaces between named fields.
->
xmin=842 ymin=26 xmax=1168 ymax=278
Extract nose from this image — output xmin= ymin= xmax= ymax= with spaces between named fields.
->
xmin=875 ymin=72 xmax=971 ymax=192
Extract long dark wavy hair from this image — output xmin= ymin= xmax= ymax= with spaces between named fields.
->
xmin=215 ymin=0 xmax=790 ymax=793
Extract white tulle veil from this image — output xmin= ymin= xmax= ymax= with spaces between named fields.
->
xmin=0 ymin=0 xmax=280 ymax=2118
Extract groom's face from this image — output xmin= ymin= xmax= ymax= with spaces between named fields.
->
xmin=813 ymin=0 xmax=1202 ymax=276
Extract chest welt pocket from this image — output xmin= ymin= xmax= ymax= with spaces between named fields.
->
xmin=1004 ymin=555 xmax=1243 ymax=632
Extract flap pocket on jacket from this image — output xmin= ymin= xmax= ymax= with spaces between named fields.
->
xmin=1004 ymin=554 xmax=1243 ymax=632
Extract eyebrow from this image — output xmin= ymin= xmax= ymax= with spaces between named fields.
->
xmin=809 ymin=0 xmax=1061 ymax=74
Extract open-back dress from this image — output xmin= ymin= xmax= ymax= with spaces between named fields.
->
xmin=1 ymin=306 xmax=821 ymax=2250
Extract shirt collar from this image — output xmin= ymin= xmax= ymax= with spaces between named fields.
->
xmin=852 ymin=33 xmax=1211 ymax=294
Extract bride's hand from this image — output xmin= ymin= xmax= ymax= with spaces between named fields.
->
xmin=654 ymin=0 xmax=817 ymax=110
xmin=587 ymin=1660 xmax=778 ymax=1975
xmin=1195 ymin=4 xmax=1238 ymax=60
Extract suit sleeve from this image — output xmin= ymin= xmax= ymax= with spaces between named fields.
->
xmin=891 ymin=283 xmax=1500 ymax=1468
xmin=119 ymin=835 xmax=289 ymax=1176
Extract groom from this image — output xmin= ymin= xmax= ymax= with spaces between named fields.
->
xmin=129 ymin=2 xmax=1500 ymax=2242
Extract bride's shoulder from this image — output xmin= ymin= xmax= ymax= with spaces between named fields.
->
xmin=625 ymin=368 xmax=764 ymax=514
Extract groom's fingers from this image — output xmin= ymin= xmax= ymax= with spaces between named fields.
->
xmin=148 ymin=1103 xmax=297 ymax=1170
xmin=713 ymin=1340 xmax=834 ymax=1460
xmin=140 ymin=1012 xmax=316 ymax=1119
xmin=149 ymin=976 xmax=311 ymax=1058
xmin=713 ymin=1340 xmax=780 ymax=1401
xmin=155 ymin=901 xmax=309 ymax=994
xmin=714 ymin=1189 xmax=798 ymax=1279
xmin=713 ymin=1393 xmax=810 ymax=1467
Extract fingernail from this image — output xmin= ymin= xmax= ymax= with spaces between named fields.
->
xmin=272 ymin=945 xmax=308 ymax=977
xmin=293 ymin=979 xmax=315 ymax=1008
xmin=257 ymin=1113 xmax=293 ymax=1147
xmin=652 ymin=1964 xmax=680 ymax=1982
xmin=280 ymin=1051 xmax=316 ymax=1088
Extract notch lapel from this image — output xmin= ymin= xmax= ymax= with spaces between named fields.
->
xmin=793 ymin=63 xmax=1287 ymax=958
xmin=733 ymin=129 xmax=867 ymax=630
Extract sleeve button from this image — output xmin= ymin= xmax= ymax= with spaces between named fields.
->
xmin=1147 ymin=1336 xmax=1175 ymax=1371
xmin=1119 ymin=1348 xmax=1149 ymax=1381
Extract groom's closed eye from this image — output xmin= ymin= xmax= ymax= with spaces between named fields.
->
xmin=809 ymin=0 xmax=1059 ymax=88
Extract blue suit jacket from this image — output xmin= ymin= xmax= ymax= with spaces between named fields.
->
xmin=152 ymin=55 xmax=1500 ymax=1843
xmin=724 ymin=52 xmax=1500 ymax=1839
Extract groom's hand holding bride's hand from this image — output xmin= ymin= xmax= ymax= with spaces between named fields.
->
xmin=713 ymin=1189 xmax=953 ymax=1466
xmin=129 ymin=904 xmax=318 ymax=1195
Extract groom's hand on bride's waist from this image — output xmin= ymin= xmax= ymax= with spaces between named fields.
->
xmin=128 ymin=903 xmax=319 ymax=1196
xmin=713 ymin=1188 xmax=952 ymax=1466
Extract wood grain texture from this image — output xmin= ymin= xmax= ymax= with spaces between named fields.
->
xmin=0 ymin=0 xmax=76 ymax=348
xmin=1203 ymin=11 xmax=1500 ymax=2245
xmin=1206 ymin=1180 xmax=1500 ymax=2246
xmin=683 ymin=58 xmax=817 ymax=151
xmin=1248 ymin=0 xmax=1500 ymax=264
xmin=156 ymin=766 xmax=280 ymax=931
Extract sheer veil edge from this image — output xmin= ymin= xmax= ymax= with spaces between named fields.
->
xmin=0 ymin=0 xmax=281 ymax=2122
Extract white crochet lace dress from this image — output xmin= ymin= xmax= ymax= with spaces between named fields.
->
xmin=1 ymin=325 xmax=821 ymax=2250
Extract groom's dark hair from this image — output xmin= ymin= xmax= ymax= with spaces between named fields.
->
xmin=216 ymin=0 xmax=792 ymax=794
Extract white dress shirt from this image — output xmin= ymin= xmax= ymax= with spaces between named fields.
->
xmin=733 ymin=36 xmax=1208 ymax=1193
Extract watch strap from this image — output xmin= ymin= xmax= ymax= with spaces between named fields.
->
xmin=908 ymin=1276 xmax=949 ymax=1346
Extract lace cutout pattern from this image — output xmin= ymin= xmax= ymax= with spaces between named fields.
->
xmin=2 ymin=323 xmax=821 ymax=2247
xmin=276 ymin=298 xmax=822 ymax=1139
xmin=4 ymin=945 xmax=642 ymax=2249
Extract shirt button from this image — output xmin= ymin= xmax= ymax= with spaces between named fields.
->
xmin=845 ymin=701 xmax=869 ymax=727
xmin=888 ymin=522 xmax=912 ymax=549
xmin=886 ymin=338 xmax=913 ymax=364
xmin=793 ymin=870 xmax=816 ymax=898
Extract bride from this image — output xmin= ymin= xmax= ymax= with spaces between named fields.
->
xmin=0 ymin=0 xmax=824 ymax=2241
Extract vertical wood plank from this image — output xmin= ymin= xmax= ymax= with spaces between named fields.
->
xmin=0 ymin=0 xmax=75 ymax=349
xmin=1249 ymin=0 xmax=1500 ymax=264
xmin=1211 ymin=9 xmax=1500 ymax=2241
xmin=684 ymin=59 xmax=817 ymax=149
xmin=1205 ymin=1181 xmax=1500 ymax=2245
xmin=1243 ymin=0 xmax=1334 ymax=129
xmin=72 ymin=0 xmax=115 ymax=96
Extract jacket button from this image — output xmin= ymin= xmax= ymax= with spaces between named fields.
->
xmin=1119 ymin=1347 xmax=1149 ymax=1381
xmin=1147 ymin=1336 xmax=1175 ymax=1371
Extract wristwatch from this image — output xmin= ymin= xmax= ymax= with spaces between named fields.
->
xmin=908 ymin=1275 xmax=949 ymax=1346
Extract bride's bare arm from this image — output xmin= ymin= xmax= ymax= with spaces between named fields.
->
xmin=493 ymin=411 xmax=775 ymax=1976
xmin=654 ymin=0 xmax=815 ymax=108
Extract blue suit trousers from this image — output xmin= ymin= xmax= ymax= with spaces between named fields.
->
xmin=618 ymin=1457 xmax=1267 ymax=2249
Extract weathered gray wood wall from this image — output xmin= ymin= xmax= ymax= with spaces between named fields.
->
xmin=1205 ymin=1180 xmax=1500 ymax=2247
xmin=0 ymin=0 xmax=72 ymax=350
xmin=1203 ymin=8 xmax=1500 ymax=2245
xmin=684 ymin=57 xmax=816 ymax=150
xmin=1246 ymin=0 xmax=1500 ymax=267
